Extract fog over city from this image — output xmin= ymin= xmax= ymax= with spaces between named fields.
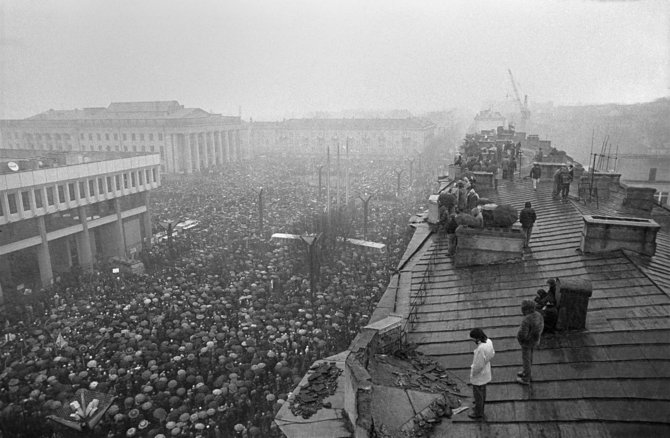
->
xmin=0 ymin=0 xmax=668 ymax=120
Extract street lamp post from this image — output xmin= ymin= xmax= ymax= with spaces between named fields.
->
xmin=317 ymin=165 xmax=324 ymax=200
xmin=258 ymin=188 xmax=264 ymax=233
xmin=395 ymin=169 xmax=404 ymax=197
xmin=359 ymin=194 xmax=373 ymax=240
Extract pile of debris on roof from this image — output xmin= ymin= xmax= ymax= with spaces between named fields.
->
xmin=289 ymin=362 xmax=342 ymax=419
xmin=368 ymin=349 xmax=464 ymax=437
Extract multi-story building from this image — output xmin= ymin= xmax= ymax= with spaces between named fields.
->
xmin=0 ymin=150 xmax=161 ymax=301
xmin=250 ymin=118 xmax=435 ymax=158
xmin=0 ymin=101 xmax=248 ymax=173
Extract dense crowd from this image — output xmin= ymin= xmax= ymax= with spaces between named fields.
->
xmin=0 ymin=156 xmax=435 ymax=438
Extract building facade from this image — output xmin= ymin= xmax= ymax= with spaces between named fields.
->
xmin=250 ymin=118 xmax=435 ymax=158
xmin=0 ymin=151 xmax=161 ymax=301
xmin=0 ymin=101 xmax=248 ymax=173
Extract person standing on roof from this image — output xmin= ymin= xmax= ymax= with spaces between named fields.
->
xmin=446 ymin=212 xmax=459 ymax=256
xmin=516 ymin=300 xmax=544 ymax=385
xmin=466 ymin=188 xmax=479 ymax=213
xmin=560 ymin=165 xmax=573 ymax=202
xmin=519 ymin=202 xmax=537 ymax=249
xmin=469 ymin=328 xmax=495 ymax=420
xmin=529 ymin=163 xmax=541 ymax=191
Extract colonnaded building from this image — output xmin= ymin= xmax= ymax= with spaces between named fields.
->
xmin=0 ymin=150 xmax=161 ymax=302
xmin=0 ymin=101 xmax=248 ymax=173
xmin=250 ymin=118 xmax=436 ymax=158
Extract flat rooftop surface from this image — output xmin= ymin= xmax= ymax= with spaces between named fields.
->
xmin=404 ymin=179 xmax=670 ymax=437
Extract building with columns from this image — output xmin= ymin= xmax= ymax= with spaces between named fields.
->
xmin=0 ymin=150 xmax=161 ymax=303
xmin=250 ymin=118 xmax=435 ymax=158
xmin=0 ymin=101 xmax=248 ymax=173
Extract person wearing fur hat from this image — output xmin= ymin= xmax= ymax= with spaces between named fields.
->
xmin=516 ymin=300 xmax=544 ymax=385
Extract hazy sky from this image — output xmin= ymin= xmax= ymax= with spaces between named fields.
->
xmin=0 ymin=0 xmax=668 ymax=120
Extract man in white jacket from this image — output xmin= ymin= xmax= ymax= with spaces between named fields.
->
xmin=469 ymin=328 xmax=495 ymax=420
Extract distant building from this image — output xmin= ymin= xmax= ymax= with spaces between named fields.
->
xmin=472 ymin=109 xmax=506 ymax=133
xmin=0 ymin=150 xmax=160 ymax=300
xmin=250 ymin=118 xmax=436 ymax=158
xmin=0 ymin=101 xmax=247 ymax=173
xmin=617 ymin=153 xmax=670 ymax=206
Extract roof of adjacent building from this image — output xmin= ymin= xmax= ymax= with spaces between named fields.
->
xmin=390 ymin=178 xmax=670 ymax=437
xmin=18 ymin=101 xmax=238 ymax=121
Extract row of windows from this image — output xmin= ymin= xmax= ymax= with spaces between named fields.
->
xmin=6 ymin=143 xmax=162 ymax=155
xmin=79 ymin=132 xmax=164 ymax=142
xmin=4 ymin=131 xmax=165 ymax=142
xmin=0 ymin=168 xmax=158 ymax=217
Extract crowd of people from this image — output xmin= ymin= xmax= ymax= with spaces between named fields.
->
xmin=0 ymin=156 xmax=436 ymax=438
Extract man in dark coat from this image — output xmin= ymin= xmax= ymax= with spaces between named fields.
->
xmin=516 ymin=300 xmax=544 ymax=385
xmin=519 ymin=202 xmax=537 ymax=248
xmin=529 ymin=163 xmax=541 ymax=190
xmin=446 ymin=213 xmax=459 ymax=256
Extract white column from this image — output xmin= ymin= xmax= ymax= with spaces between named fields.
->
xmin=193 ymin=133 xmax=201 ymax=172
xmin=215 ymin=131 xmax=223 ymax=165
xmin=184 ymin=133 xmax=192 ymax=174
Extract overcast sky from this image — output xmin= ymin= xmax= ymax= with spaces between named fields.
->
xmin=0 ymin=0 xmax=668 ymax=120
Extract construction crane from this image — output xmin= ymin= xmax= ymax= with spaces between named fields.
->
xmin=507 ymin=69 xmax=530 ymax=131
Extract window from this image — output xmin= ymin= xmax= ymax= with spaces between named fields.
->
xmin=46 ymin=187 xmax=55 ymax=205
xmin=149 ymin=133 xmax=154 ymax=141
xmin=115 ymin=145 xmax=120 ymax=151
xmin=80 ymin=133 xmax=84 ymax=140
xmin=114 ymin=133 xmax=118 ymax=140
xmin=150 ymin=145 xmax=155 ymax=152
xmin=138 ymin=170 xmax=144 ymax=185
xmin=140 ymin=133 xmax=144 ymax=141
xmin=34 ymin=189 xmax=43 ymax=208
xmin=58 ymin=185 xmax=66 ymax=203
xmin=97 ymin=133 xmax=101 ymax=141
xmin=146 ymin=169 xmax=151 ymax=184
xmin=152 ymin=168 xmax=157 ymax=182
xmin=132 ymin=133 xmax=136 ymax=141
xmin=36 ymin=134 xmax=42 ymax=140
xmin=131 ymin=172 xmax=136 ymax=187
xmin=159 ymin=146 xmax=164 ymax=158
xmin=115 ymin=175 xmax=121 ymax=191
xmin=158 ymin=133 xmax=163 ymax=141
xmin=21 ymin=191 xmax=31 ymax=211
xmin=54 ymin=134 xmax=61 ymax=140
xmin=64 ymin=134 xmax=70 ymax=140
xmin=98 ymin=178 xmax=104 ymax=194
xmin=89 ymin=134 xmax=93 ymax=140
xmin=89 ymin=180 xmax=95 ymax=197
xmin=78 ymin=181 xmax=86 ymax=198
xmin=107 ymin=176 xmax=113 ymax=193
xmin=132 ymin=146 xmax=137 ymax=152
xmin=649 ymin=168 xmax=657 ymax=182
xmin=0 ymin=198 xmax=3 ymax=217
xmin=123 ymin=173 xmax=129 ymax=189
xmin=68 ymin=183 xmax=76 ymax=201
xmin=7 ymin=193 xmax=18 ymax=214
xmin=123 ymin=133 xmax=127 ymax=141
xmin=105 ymin=133 xmax=110 ymax=141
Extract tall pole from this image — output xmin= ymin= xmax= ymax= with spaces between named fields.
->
xmin=258 ymin=188 xmax=264 ymax=233
xmin=326 ymin=145 xmax=331 ymax=230
xmin=345 ymin=138 xmax=350 ymax=207
xmin=360 ymin=194 xmax=372 ymax=240
xmin=395 ymin=169 xmax=404 ymax=197
xmin=336 ymin=140 xmax=341 ymax=211
xmin=317 ymin=165 xmax=324 ymax=200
